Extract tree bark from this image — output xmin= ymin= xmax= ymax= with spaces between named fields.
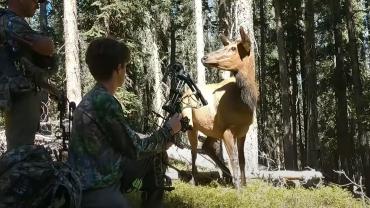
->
xmin=63 ymin=0 xmax=82 ymax=104
xmin=344 ymin=0 xmax=365 ymax=147
xmin=354 ymin=0 xmax=370 ymax=197
xmin=258 ymin=0 xmax=268 ymax=160
xmin=195 ymin=0 xmax=206 ymax=85
xmin=330 ymin=0 xmax=354 ymax=177
xmin=304 ymin=0 xmax=319 ymax=169
xmin=234 ymin=0 xmax=258 ymax=173
xmin=298 ymin=9 xmax=307 ymax=168
xmin=143 ymin=28 xmax=164 ymax=126
xmin=218 ymin=0 xmax=232 ymax=37
xmin=274 ymin=0 xmax=295 ymax=170
xmin=218 ymin=0 xmax=233 ymax=79
xmin=38 ymin=2 xmax=51 ymax=134
xmin=363 ymin=0 xmax=370 ymax=71
xmin=287 ymin=0 xmax=301 ymax=170
xmin=170 ymin=8 xmax=176 ymax=66
xmin=39 ymin=2 xmax=48 ymax=32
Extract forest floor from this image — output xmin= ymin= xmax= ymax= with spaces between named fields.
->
xmin=126 ymin=180 xmax=369 ymax=208
xmin=0 ymin=133 xmax=368 ymax=207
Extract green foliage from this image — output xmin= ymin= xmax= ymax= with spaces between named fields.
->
xmin=76 ymin=0 xmax=203 ymax=132
xmin=115 ymin=87 xmax=142 ymax=115
xmin=78 ymin=0 xmax=153 ymax=131
xmin=254 ymin=0 xmax=370 ymax=171
xmin=125 ymin=180 xmax=368 ymax=208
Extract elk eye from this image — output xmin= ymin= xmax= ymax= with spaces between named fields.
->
xmin=231 ymin=47 xmax=237 ymax=51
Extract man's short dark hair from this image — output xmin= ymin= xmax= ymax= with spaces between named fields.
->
xmin=86 ymin=37 xmax=130 ymax=82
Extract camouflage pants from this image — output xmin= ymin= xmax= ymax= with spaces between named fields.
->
xmin=121 ymin=156 xmax=165 ymax=208
xmin=81 ymin=156 xmax=164 ymax=208
xmin=82 ymin=183 xmax=131 ymax=208
xmin=5 ymin=90 xmax=41 ymax=150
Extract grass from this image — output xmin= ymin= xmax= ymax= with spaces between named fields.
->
xmin=126 ymin=180 xmax=369 ymax=208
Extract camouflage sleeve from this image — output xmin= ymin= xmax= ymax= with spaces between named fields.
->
xmin=2 ymin=13 xmax=41 ymax=42
xmin=122 ymin=122 xmax=172 ymax=159
xmin=96 ymin=93 xmax=172 ymax=159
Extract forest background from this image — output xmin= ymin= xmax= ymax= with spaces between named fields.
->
xmin=1 ymin=0 xmax=369 ymax=199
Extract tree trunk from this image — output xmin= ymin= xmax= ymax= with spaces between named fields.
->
xmin=146 ymin=29 xmax=164 ymax=126
xmin=194 ymin=0 xmax=206 ymax=85
xmin=235 ymin=0 xmax=258 ymax=173
xmin=38 ymin=2 xmax=51 ymax=134
xmin=361 ymin=0 xmax=370 ymax=197
xmin=218 ymin=0 xmax=233 ymax=79
xmin=39 ymin=2 xmax=48 ymax=32
xmin=363 ymin=0 xmax=370 ymax=71
xmin=258 ymin=0 xmax=268 ymax=160
xmin=355 ymin=0 xmax=370 ymax=197
xmin=367 ymin=0 xmax=370 ymax=56
xmin=298 ymin=11 xmax=307 ymax=168
xmin=304 ymin=0 xmax=319 ymax=169
xmin=63 ymin=0 xmax=82 ymax=103
xmin=274 ymin=0 xmax=294 ymax=170
xmin=345 ymin=0 xmax=365 ymax=146
xmin=289 ymin=41 xmax=299 ymax=170
xmin=287 ymin=0 xmax=300 ymax=170
xmin=218 ymin=0 xmax=232 ymax=37
xmin=330 ymin=0 xmax=354 ymax=177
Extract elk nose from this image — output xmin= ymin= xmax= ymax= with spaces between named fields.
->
xmin=201 ymin=56 xmax=208 ymax=63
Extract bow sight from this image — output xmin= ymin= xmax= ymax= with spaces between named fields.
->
xmin=162 ymin=62 xmax=208 ymax=133
xmin=154 ymin=63 xmax=208 ymax=191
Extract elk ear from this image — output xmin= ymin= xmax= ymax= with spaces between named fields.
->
xmin=240 ymin=26 xmax=251 ymax=52
xmin=220 ymin=34 xmax=230 ymax=46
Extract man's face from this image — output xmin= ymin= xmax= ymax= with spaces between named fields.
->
xmin=19 ymin=0 xmax=39 ymax=17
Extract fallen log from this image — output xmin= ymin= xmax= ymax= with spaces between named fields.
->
xmin=254 ymin=170 xmax=324 ymax=188
xmin=0 ymin=131 xmax=62 ymax=159
xmin=167 ymin=146 xmax=218 ymax=171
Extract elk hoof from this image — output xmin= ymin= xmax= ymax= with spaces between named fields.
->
xmin=222 ymin=175 xmax=233 ymax=185
xmin=190 ymin=176 xmax=199 ymax=186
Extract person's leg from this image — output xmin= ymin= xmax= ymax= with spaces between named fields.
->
xmin=5 ymin=91 xmax=41 ymax=150
xmin=121 ymin=157 xmax=153 ymax=192
xmin=82 ymin=184 xmax=131 ymax=208
xmin=141 ymin=154 xmax=167 ymax=208
xmin=121 ymin=154 xmax=166 ymax=208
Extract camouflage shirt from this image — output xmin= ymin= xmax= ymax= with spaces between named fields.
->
xmin=0 ymin=8 xmax=42 ymax=68
xmin=67 ymin=83 xmax=172 ymax=190
xmin=0 ymin=8 xmax=41 ymax=45
xmin=0 ymin=8 xmax=49 ymax=101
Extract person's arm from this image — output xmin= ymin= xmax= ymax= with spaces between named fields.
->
xmin=96 ymin=93 xmax=175 ymax=159
xmin=5 ymin=15 xmax=54 ymax=56
xmin=120 ymin=120 xmax=173 ymax=159
xmin=27 ymin=36 xmax=54 ymax=57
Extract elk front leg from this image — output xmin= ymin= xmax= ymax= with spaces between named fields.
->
xmin=202 ymin=137 xmax=232 ymax=184
xmin=237 ymin=136 xmax=246 ymax=186
xmin=223 ymin=129 xmax=241 ymax=189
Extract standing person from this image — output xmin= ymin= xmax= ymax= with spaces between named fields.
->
xmin=67 ymin=37 xmax=182 ymax=208
xmin=0 ymin=0 xmax=56 ymax=150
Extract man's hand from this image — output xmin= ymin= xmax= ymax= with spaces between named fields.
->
xmin=165 ymin=113 xmax=182 ymax=135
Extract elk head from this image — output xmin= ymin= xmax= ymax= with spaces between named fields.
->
xmin=201 ymin=26 xmax=252 ymax=72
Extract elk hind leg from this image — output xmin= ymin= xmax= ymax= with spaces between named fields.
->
xmin=202 ymin=137 xmax=232 ymax=184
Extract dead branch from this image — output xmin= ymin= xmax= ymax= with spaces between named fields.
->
xmin=334 ymin=170 xmax=369 ymax=207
